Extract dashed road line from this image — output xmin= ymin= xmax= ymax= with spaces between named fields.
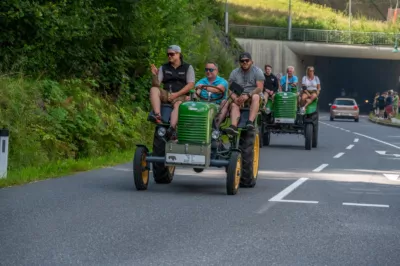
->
xmin=312 ymin=164 xmax=329 ymax=172
xmin=346 ymin=144 xmax=354 ymax=150
xmin=354 ymin=138 xmax=359 ymax=142
xmin=333 ymin=152 xmax=345 ymax=158
xmin=342 ymin=202 xmax=389 ymax=208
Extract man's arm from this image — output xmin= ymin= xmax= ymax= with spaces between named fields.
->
xmin=273 ymin=75 xmax=279 ymax=91
xmin=175 ymin=65 xmax=195 ymax=97
xmin=152 ymin=66 xmax=163 ymax=87
xmin=249 ymin=68 xmax=265 ymax=96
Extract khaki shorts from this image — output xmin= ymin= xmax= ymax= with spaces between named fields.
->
xmin=229 ymin=93 xmax=262 ymax=108
xmin=302 ymin=90 xmax=318 ymax=97
xmin=159 ymin=88 xmax=187 ymax=105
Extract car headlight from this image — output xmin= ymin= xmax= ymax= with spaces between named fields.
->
xmin=157 ymin=127 xmax=166 ymax=137
xmin=211 ymin=130 xmax=220 ymax=140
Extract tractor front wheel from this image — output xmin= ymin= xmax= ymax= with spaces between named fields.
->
xmin=133 ymin=146 xmax=150 ymax=190
xmin=226 ymin=151 xmax=242 ymax=195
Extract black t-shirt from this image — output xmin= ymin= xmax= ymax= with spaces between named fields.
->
xmin=263 ymin=73 xmax=278 ymax=92
xmin=386 ymin=96 xmax=393 ymax=106
xmin=377 ymin=96 xmax=385 ymax=108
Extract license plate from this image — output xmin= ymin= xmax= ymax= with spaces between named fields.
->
xmin=275 ymin=118 xmax=295 ymax=124
xmin=166 ymin=153 xmax=206 ymax=165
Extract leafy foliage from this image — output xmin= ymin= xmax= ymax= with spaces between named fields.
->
xmin=0 ymin=0 xmax=243 ymax=173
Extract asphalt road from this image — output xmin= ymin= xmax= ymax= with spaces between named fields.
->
xmin=1 ymin=113 xmax=400 ymax=266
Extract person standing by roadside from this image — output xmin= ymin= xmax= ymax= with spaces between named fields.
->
xmin=393 ymin=91 xmax=399 ymax=117
xmin=377 ymin=92 xmax=386 ymax=118
xmin=385 ymin=90 xmax=394 ymax=120
xmin=373 ymin=92 xmax=379 ymax=116
xmin=262 ymin=64 xmax=278 ymax=106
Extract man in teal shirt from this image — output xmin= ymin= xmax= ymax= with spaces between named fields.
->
xmin=195 ymin=62 xmax=229 ymax=128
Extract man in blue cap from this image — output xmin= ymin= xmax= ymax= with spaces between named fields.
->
xmin=149 ymin=45 xmax=195 ymax=137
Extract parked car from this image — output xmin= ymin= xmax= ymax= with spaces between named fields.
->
xmin=329 ymin=98 xmax=360 ymax=122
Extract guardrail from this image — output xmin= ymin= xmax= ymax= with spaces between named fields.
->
xmin=230 ymin=24 xmax=400 ymax=46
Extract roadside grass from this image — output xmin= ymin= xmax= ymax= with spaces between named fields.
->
xmin=224 ymin=0 xmax=399 ymax=33
xmin=0 ymin=149 xmax=135 ymax=188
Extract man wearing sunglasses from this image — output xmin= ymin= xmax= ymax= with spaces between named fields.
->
xmin=225 ymin=52 xmax=265 ymax=135
xmin=194 ymin=62 xmax=229 ymax=128
xmin=149 ymin=45 xmax=195 ymax=135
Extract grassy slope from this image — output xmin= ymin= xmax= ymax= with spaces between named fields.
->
xmin=0 ymin=76 xmax=154 ymax=188
xmin=225 ymin=0 xmax=399 ymax=33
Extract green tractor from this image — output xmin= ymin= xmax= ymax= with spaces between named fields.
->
xmin=261 ymin=85 xmax=319 ymax=150
xmin=133 ymin=85 xmax=261 ymax=195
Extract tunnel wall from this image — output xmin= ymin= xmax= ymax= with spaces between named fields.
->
xmin=235 ymin=38 xmax=314 ymax=78
xmin=235 ymin=38 xmax=400 ymax=113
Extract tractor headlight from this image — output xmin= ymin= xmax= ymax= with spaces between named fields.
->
xmin=265 ymin=107 xmax=271 ymax=114
xmin=211 ymin=130 xmax=220 ymax=140
xmin=157 ymin=127 xmax=166 ymax=137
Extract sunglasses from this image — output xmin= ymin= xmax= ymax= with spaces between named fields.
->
xmin=167 ymin=52 xmax=176 ymax=57
xmin=205 ymin=68 xmax=215 ymax=72
xmin=240 ymin=59 xmax=250 ymax=63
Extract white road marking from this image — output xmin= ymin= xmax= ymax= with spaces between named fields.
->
xmin=383 ymin=173 xmax=400 ymax=181
xmin=354 ymin=132 xmax=400 ymax=150
xmin=312 ymin=164 xmax=329 ymax=172
xmin=354 ymin=138 xmax=359 ymax=142
xmin=375 ymin=151 xmax=400 ymax=157
xmin=345 ymin=130 xmax=351 ymax=132
xmin=274 ymin=199 xmax=318 ymax=204
xmin=333 ymin=152 xmax=345 ymax=158
xmin=269 ymin=177 xmax=309 ymax=202
xmin=346 ymin=144 xmax=354 ymax=150
xmin=342 ymin=202 xmax=389 ymax=208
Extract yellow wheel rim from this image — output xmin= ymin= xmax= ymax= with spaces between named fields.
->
xmin=234 ymin=155 xmax=241 ymax=190
xmin=253 ymin=133 xmax=260 ymax=178
xmin=141 ymin=153 xmax=149 ymax=184
xmin=168 ymin=166 xmax=175 ymax=175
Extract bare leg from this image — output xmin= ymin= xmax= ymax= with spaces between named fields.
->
xmin=170 ymin=101 xmax=182 ymax=129
xmin=230 ymin=102 xmax=240 ymax=127
xmin=150 ymin=87 xmax=161 ymax=114
xmin=215 ymin=100 xmax=230 ymax=128
xmin=303 ymin=94 xmax=317 ymax=109
xmin=249 ymin=94 xmax=260 ymax=122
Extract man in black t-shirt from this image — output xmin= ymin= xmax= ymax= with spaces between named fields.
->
xmin=263 ymin=64 xmax=278 ymax=105
xmin=377 ymin=92 xmax=386 ymax=118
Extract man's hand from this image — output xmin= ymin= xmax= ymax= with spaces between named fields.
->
xmin=235 ymin=94 xmax=249 ymax=105
xmin=151 ymin=64 xmax=158 ymax=76
xmin=168 ymin=92 xmax=178 ymax=102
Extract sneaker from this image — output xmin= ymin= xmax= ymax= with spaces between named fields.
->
xmin=246 ymin=120 xmax=255 ymax=130
xmin=224 ymin=125 xmax=239 ymax=135
xmin=149 ymin=113 xmax=162 ymax=124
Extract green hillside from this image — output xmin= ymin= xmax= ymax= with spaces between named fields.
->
xmin=224 ymin=0 xmax=400 ymax=33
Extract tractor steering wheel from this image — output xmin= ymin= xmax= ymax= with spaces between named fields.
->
xmin=194 ymin=85 xmax=225 ymax=102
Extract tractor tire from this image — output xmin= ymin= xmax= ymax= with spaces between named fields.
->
xmin=133 ymin=146 xmax=150 ymax=190
xmin=152 ymin=128 xmax=175 ymax=184
xmin=312 ymin=123 xmax=318 ymax=148
xmin=305 ymin=123 xmax=313 ymax=150
xmin=226 ymin=151 xmax=242 ymax=195
xmin=239 ymin=129 xmax=260 ymax=188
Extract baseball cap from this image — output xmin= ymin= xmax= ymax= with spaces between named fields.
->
xmin=167 ymin=45 xmax=181 ymax=53
xmin=239 ymin=52 xmax=252 ymax=60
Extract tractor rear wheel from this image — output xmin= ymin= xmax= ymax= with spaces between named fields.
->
xmin=239 ymin=129 xmax=260 ymax=188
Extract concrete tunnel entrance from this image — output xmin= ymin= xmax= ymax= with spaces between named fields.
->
xmin=235 ymin=38 xmax=400 ymax=114
xmin=308 ymin=57 xmax=400 ymax=113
